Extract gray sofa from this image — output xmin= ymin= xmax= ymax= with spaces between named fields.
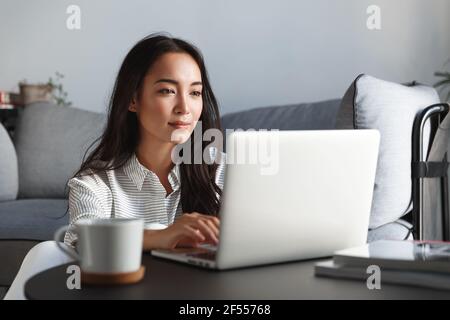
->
xmin=0 ymin=99 xmax=412 ymax=298
xmin=0 ymin=102 xmax=105 ymax=298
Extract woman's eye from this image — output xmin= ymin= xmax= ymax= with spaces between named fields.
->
xmin=191 ymin=91 xmax=202 ymax=97
xmin=159 ymin=88 xmax=175 ymax=94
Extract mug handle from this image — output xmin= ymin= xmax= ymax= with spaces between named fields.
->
xmin=54 ymin=225 xmax=80 ymax=261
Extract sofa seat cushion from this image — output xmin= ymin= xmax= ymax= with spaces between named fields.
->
xmin=0 ymin=199 xmax=68 ymax=241
xmin=0 ymin=122 xmax=18 ymax=201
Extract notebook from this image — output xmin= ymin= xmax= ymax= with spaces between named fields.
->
xmin=332 ymin=240 xmax=450 ymax=273
xmin=315 ymin=260 xmax=450 ymax=291
xmin=314 ymin=240 xmax=450 ymax=291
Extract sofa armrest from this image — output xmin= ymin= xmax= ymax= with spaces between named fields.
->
xmin=0 ymin=122 xmax=18 ymax=202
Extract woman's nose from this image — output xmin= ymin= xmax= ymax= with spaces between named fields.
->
xmin=174 ymin=95 xmax=189 ymax=114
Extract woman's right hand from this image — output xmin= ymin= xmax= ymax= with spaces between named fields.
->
xmin=144 ymin=212 xmax=220 ymax=250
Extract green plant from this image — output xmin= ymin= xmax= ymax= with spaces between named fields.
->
xmin=47 ymin=71 xmax=72 ymax=107
xmin=434 ymin=59 xmax=450 ymax=102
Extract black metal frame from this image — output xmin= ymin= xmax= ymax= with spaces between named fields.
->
xmin=411 ymin=103 xmax=450 ymax=240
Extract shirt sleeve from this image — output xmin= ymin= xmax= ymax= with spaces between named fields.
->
xmin=63 ymin=173 xmax=112 ymax=247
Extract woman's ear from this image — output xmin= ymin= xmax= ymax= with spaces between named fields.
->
xmin=128 ymin=96 xmax=137 ymax=112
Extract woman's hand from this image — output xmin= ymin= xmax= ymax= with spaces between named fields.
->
xmin=143 ymin=212 xmax=220 ymax=250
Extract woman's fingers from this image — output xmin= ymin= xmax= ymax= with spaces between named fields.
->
xmin=182 ymin=225 xmax=205 ymax=242
xmin=209 ymin=216 xmax=220 ymax=229
xmin=186 ymin=212 xmax=220 ymax=229
xmin=180 ymin=212 xmax=220 ymax=244
xmin=203 ymin=219 xmax=219 ymax=240
xmin=187 ymin=214 xmax=219 ymax=243
xmin=196 ymin=219 xmax=219 ymax=244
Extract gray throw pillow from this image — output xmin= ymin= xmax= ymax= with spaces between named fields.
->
xmin=336 ymin=74 xmax=438 ymax=229
xmin=0 ymin=122 xmax=18 ymax=201
xmin=14 ymin=102 xmax=106 ymax=198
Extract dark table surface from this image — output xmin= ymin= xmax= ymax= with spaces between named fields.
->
xmin=25 ymin=253 xmax=450 ymax=300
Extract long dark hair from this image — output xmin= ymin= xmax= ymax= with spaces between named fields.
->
xmin=73 ymin=33 xmax=222 ymax=215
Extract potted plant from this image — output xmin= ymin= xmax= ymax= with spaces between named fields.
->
xmin=19 ymin=71 xmax=72 ymax=107
xmin=19 ymin=80 xmax=53 ymax=105
xmin=47 ymin=71 xmax=72 ymax=107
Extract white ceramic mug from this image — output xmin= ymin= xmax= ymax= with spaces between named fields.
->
xmin=54 ymin=218 xmax=144 ymax=274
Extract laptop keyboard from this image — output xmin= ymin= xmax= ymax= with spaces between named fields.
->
xmin=186 ymin=250 xmax=217 ymax=261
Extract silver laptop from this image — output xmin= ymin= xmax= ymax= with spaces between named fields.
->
xmin=152 ymin=130 xmax=380 ymax=270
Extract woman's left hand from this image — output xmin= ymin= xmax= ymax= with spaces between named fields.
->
xmin=172 ymin=212 xmax=220 ymax=248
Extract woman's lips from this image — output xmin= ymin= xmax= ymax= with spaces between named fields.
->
xmin=168 ymin=121 xmax=191 ymax=129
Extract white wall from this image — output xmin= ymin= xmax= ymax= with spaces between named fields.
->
xmin=0 ymin=0 xmax=449 ymax=114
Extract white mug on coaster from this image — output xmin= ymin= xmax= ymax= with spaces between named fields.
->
xmin=54 ymin=218 xmax=144 ymax=274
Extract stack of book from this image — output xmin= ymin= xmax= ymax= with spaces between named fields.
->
xmin=315 ymin=240 xmax=450 ymax=290
xmin=0 ymin=91 xmax=23 ymax=109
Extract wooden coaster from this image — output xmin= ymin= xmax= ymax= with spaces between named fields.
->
xmin=81 ymin=266 xmax=145 ymax=286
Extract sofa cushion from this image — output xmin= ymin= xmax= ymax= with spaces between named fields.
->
xmin=221 ymin=99 xmax=341 ymax=131
xmin=0 ymin=122 xmax=18 ymax=201
xmin=0 ymin=199 xmax=69 ymax=240
xmin=14 ymin=102 xmax=106 ymax=198
xmin=336 ymin=74 xmax=438 ymax=229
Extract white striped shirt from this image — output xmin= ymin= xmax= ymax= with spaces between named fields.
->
xmin=64 ymin=148 xmax=226 ymax=246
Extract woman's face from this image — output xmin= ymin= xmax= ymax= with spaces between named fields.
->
xmin=129 ymin=52 xmax=203 ymax=145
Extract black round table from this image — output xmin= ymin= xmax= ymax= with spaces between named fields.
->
xmin=25 ymin=253 xmax=450 ymax=300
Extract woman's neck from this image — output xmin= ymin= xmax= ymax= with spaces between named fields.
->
xmin=136 ymin=136 xmax=175 ymax=177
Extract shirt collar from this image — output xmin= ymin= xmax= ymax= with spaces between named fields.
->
xmin=123 ymin=153 xmax=181 ymax=192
